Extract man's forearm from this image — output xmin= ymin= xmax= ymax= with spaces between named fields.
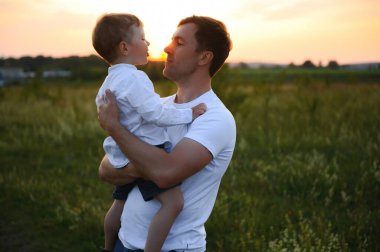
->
xmin=99 ymin=155 xmax=140 ymax=186
xmin=107 ymin=123 xmax=213 ymax=188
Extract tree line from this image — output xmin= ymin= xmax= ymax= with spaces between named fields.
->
xmin=1 ymin=55 xmax=379 ymax=85
xmin=0 ymin=55 xmax=167 ymax=81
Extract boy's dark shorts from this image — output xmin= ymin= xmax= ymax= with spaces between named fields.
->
xmin=112 ymin=183 xmax=135 ymax=200
xmin=112 ymin=179 xmax=179 ymax=201
xmin=112 ymin=143 xmax=180 ymax=202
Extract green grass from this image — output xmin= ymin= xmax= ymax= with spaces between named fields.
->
xmin=0 ymin=72 xmax=379 ymax=251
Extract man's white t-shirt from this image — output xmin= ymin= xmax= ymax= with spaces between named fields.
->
xmin=96 ymin=64 xmax=192 ymax=168
xmin=119 ymin=90 xmax=236 ymax=251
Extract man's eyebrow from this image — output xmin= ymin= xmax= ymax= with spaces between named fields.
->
xmin=172 ymin=35 xmax=185 ymax=41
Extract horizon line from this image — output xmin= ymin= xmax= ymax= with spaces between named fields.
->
xmin=0 ymin=53 xmax=379 ymax=66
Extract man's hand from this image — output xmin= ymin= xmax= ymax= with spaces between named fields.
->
xmin=97 ymin=89 xmax=121 ymax=134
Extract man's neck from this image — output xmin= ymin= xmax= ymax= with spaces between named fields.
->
xmin=175 ymin=78 xmax=212 ymax=104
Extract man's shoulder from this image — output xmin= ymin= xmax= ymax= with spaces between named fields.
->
xmin=186 ymin=99 xmax=236 ymax=157
xmin=192 ymin=98 xmax=235 ymax=132
xmin=206 ymin=98 xmax=235 ymax=122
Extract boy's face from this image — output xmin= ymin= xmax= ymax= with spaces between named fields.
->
xmin=125 ymin=25 xmax=150 ymax=65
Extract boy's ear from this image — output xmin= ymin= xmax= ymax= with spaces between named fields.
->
xmin=199 ymin=51 xmax=213 ymax=66
xmin=118 ymin=41 xmax=129 ymax=56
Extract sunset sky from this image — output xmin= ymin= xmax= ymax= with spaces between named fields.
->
xmin=1 ymin=0 xmax=379 ymax=65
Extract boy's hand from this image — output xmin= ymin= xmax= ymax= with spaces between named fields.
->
xmin=192 ymin=103 xmax=207 ymax=120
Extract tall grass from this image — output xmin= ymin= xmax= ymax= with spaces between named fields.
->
xmin=0 ymin=75 xmax=379 ymax=251
xmin=211 ymin=80 xmax=380 ymax=251
xmin=0 ymin=84 xmax=107 ymax=250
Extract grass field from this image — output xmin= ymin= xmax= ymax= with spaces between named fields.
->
xmin=0 ymin=69 xmax=379 ymax=251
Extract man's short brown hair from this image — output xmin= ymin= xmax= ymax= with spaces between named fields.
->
xmin=92 ymin=13 xmax=142 ymax=64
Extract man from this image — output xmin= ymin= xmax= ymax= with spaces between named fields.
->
xmin=97 ymin=15 xmax=236 ymax=252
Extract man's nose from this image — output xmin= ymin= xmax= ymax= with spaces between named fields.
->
xmin=164 ymin=43 xmax=172 ymax=54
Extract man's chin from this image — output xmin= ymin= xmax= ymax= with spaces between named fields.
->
xmin=162 ymin=69 xmax=169 ymax=79
xmin=162 ymin=68 xmax=173 ymax=81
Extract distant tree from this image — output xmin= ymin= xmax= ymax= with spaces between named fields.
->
xmin=17 ymin=56 xmax=33 ymax=70
xmin=238 ymin=62 xmax=249 ymax=69
xmin=302 ymin=60 xmax=316 ymax=69
xmin=327 ymin=60 xmax=339 ymax=69
xmin=287 ymin=62 xmax=297 ymax=68
xmin=139 ymin=61 xmax=165 ymax=81
xmin=34 ymin=55 xmax=54 ymax=70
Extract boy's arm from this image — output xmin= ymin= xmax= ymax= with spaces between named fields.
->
xmin=98 ymin=90 xmax=212 ymax=188
xmin=125 ymin=74 xmax=204 ymax=126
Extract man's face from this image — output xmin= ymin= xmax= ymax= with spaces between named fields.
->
xmin=163 ymin=23 xmax=202 ymax=82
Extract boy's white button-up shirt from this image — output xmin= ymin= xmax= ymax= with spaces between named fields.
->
xmin=96 ymin=64 xmax=193 ymax=168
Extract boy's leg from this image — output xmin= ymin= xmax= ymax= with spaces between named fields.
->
xmin=104 ymin=199 xmax=125 ymax=251
xmin=144 ymin=186 xmax=184 ymax=252
xmin=104 ymin=183 xmax=135 ymax=251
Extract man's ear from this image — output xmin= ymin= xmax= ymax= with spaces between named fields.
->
xmin=199 ymin=51 xmax=213 ymax=66
xmin=118 ymin=41 xmax=129 ymax=56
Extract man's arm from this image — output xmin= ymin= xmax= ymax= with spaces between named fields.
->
xmin=98 ymin=90 xmax=212 ymax=188
xmin=98 ymin=155 xmax=142 ymax=186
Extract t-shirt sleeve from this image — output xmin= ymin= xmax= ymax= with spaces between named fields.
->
xmin=118 ymin=72 xmax=193 ymax=126
xmin=184 ymin=108 xmax=236 ymax=157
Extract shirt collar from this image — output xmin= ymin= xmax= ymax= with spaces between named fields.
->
xmin=108 ymin=63 xmax=137 ymax=73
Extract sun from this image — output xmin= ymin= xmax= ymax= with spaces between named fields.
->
xmin=145 ymin=30 xmax=171 ymax=61
xmin=145 ymin=33 xmax=172 ymax=61
xmin=143 ymin=18 xmax=177 ymax=61
xmin=149 ymin=51 xmax=167 ymax=61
